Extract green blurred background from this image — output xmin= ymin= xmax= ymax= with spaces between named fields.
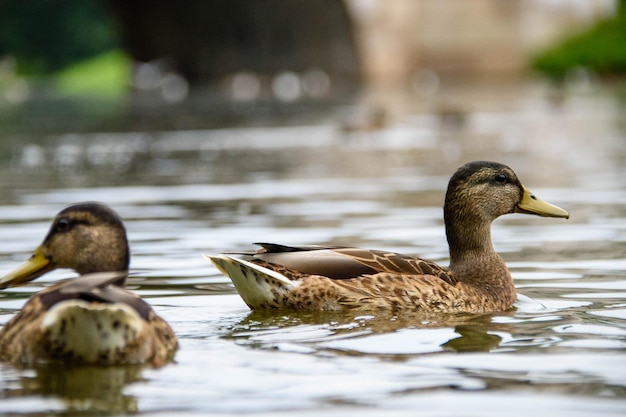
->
xmin=0 ymin=0 xmax=624 ymax=101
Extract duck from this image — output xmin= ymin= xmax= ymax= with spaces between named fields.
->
xmin=208 ymin=161 xmax=570 ymax=313
xmin=339 ymin=104 xmax=388 ymax=135
xmin=0 ymin=202 xmax=178 ymax=366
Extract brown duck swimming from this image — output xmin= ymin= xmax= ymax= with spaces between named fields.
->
xmin=208 ymin=161 xmax=569 ymax=313
xmin=0 ymin=203 xmax=178 ymax=366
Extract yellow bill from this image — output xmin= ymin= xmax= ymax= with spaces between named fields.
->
xmin=0 ymin=246 xmax=55 ymax=289
xmin=515 ymin=186 xmax=569 ymax=219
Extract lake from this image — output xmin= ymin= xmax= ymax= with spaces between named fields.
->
xmin=0 ymin=78 xmax=625 ymax=416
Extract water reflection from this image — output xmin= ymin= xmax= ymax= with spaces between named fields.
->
xmin=442 ymin=325 xmax=503 ymax=352
xmin=231 ymin=310 xmax=513 ymax=355
xmin=1 ymin=364 xmax=142 ymax=415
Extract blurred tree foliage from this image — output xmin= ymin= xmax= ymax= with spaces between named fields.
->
xmin=532 ymin=0 xmax=626 ymax=80
xmin=0 ymin=0 xmax=118 ymax=75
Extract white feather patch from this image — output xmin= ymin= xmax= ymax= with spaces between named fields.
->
xmin=205 ymin=254 xmax=298 ymax=308
xmin=41 ymin=299 xmax=145 ymax=362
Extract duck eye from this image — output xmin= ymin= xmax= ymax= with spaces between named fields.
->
xmin=56 ymin=217 xmax=71 ymax=232
xmin=494 ymin=173 xmax=509 ymax=184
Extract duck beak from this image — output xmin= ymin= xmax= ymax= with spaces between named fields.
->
xmin=515 ymin=186 xmax=570 ymax=219
xmin=0 ymin=245 xmax=55 ymax=289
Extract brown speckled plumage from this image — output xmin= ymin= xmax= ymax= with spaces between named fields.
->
xmin=0 ymin=203 xmax=177 ymax=366
xmin=209 ymin=161 xmax=570 ymax=313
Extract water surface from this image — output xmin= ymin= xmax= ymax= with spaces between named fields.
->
xmin=0 ymin=81 xmax=625 ymax=416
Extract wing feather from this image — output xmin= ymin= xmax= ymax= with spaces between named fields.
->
xmin=247 ymin=244 xmax=455 ymax=285
xmin=37 ymin=272 xmax=153 ymax=321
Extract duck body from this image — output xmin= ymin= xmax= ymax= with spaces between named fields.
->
xmin=0 ymin=272 xmax=176 ymax=365
xmin=0 ymin=203 xmax=177 ymax=367
xmin=210 ymin=244 xmax=513 ymax=313
xmin=209 ymin=161 xmax=570 ymax=313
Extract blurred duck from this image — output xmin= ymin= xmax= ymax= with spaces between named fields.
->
xmin=339 ymin=104 xmax=388 ymax=135
xmin=0 ymin=203 xmax=177 ymax=366
xmin=435 ymin=98 xmax=468 ymax=128
xmin=209 ymin=161 xmax=569 ymax=313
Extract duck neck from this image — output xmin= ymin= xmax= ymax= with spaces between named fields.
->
xmin=444 ymin=208 xmax=513 ymax=295
xmin=73 ymin=235 xmax=130 ymax=285
xmin=445 ymin=213 xmax=494 ymax=263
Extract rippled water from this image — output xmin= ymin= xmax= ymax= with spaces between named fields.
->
xmin=0 ymin=81 xmax=625 ymax=416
